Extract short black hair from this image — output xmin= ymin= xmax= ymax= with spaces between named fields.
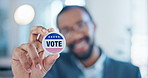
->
xmin=56 ymin=6 xmax=94 ymax=26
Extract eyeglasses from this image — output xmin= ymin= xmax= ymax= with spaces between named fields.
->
xmin=60 ymin=21 xmax=88 ymax=35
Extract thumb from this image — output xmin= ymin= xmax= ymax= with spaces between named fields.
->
xmin=43 ymin=54 xmax=60 ymax=71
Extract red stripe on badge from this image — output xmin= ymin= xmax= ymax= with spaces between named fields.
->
xmin=46 ymin=48 xmax=63 ymax=53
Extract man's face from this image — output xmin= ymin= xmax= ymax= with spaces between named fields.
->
xmin=58 ymin=8 xmax=95 ymax=60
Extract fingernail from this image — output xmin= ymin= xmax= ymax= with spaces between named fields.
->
xmin=35 ymin=64 xmax=42 ymax=70
xmin=51 ymin=28 xmax=54 ymax=31
xmin=51 ymin=54 xmax=60 ymax=59
xmin=26 ymin=68 xmax=32 ymax=73
xmin=48 ymin=28 xmax=54 ymax=31
xmin=42 ymin=29 xmax=48 ymax=34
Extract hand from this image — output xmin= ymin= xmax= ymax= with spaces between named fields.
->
xmin=12 ymin=26 xmax=59 ymax=78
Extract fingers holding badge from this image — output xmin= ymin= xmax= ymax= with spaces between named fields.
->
xmin=28 ymin=26 xmax=53 ymax=57
xmin=12 ymin=26 xmax=63 ymax=78
xmin=29 ymin=26 xmax=66 ymax=55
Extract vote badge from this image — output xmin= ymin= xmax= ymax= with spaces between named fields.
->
xmin=42 ymin=32 xmax=66 ymax=55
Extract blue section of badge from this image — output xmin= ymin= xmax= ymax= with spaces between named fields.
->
xmin=45 ymin=33 xmax=63 ymax=39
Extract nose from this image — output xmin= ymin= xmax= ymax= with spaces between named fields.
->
xmin=65 ymin=31 xmax=84 ymax=45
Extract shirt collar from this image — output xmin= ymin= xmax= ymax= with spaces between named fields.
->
xmin=76 ymin=52 xmax=106 ymax=71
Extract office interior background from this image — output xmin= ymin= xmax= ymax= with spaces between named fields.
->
xmin=0 ymin=0 xmax=147 ymax=78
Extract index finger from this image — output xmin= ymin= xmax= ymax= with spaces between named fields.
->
xmin=29 ymin=26 xmax=48 ymax=43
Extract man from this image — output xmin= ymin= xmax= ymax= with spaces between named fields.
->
xmin=12 ymin=6 xmax=141 ymax=78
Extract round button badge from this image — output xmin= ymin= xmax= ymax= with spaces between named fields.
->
xmin=42 ymin=32 xmax=66 ymax=55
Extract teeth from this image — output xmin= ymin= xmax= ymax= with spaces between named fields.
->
xmin=75 ymin=40 xmax=85 ymax=49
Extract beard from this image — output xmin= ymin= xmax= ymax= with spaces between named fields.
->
xmin=68 ymin=37 xmax=94 ymax=61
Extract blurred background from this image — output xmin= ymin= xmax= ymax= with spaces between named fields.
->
xmin=0 ymin=0 xmax=147 ymax=78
